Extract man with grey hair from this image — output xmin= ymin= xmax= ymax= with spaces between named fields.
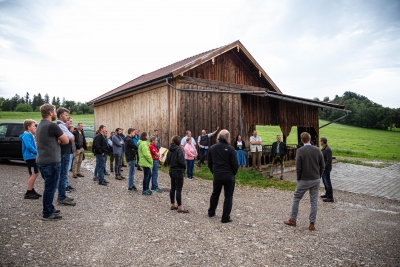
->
xmin=284 ymin=132 xmax=325 ymax=230
xmin=207 ymin=129 xmax=238 ymax=223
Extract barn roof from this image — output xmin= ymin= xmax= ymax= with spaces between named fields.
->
xmin=88 ymin=40 xmax=281 ymax=104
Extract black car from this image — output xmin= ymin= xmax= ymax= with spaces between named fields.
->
xmin=0 ymin=122 xmax=26 ymax=161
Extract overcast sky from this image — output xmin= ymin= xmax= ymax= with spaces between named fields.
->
xmin=1 ymin=0 xmax=399 ymax=108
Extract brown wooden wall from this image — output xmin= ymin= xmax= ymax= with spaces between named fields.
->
xmin=175 ymin=80 xmax=243 ymax=146
xmin=93 ymin=83 xmax=178 ymax=148
xmin=183 ymin=50 xmax=265 ymax=89
xmin=241 ymin=94 xmax=320 ymax=140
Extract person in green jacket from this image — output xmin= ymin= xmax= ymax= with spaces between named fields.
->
xmin=138 ymin=132 xmax=153 ymax=195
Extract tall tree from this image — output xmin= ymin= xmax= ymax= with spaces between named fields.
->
xmin=25 ymin=92 xmax=30 ymax=104
xmin=44 ymin=93 xmax=50 ymax=104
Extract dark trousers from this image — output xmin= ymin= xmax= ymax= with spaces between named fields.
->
xmin=322 ymin=168 xmax=333 ymax=198
xmin=109 ymin=153 xmax=114 ymax=172
xmin=169 ymin=170 xmax=184 ymax=206
xmin=199 ymin=147 xmax=208 ymax=164
xmin=114 ymin=154 xmax=122 ymax=176
xmin=208 ymin=175 xmax=235 ymax=222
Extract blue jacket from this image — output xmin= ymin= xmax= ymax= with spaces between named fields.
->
xmin=112 ymin=134 xmax=124 ymax=154
xmin=19 ymin=131 xmax=37 ymax=161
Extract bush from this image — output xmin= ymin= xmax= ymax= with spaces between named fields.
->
xmin=14 ymin=103 xmax=33 ymax=112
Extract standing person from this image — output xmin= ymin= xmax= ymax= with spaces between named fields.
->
xmin=72 ymin=123 xmax=87 ymax=178
xmin=112 ymin=128 xmax=124 ymax=180
xmin=165 ymin=135 xmax=188 ymax=213
xmin=92 ymin=125 xmax=110 ymax=186
xmin=124 ymin=128 xmax=138 ymax=191
xmin=150 ymin=129 xmax=161 ymax=151
xmin=120 ymin=129 xmax=127 ymax=167
xmin=233 ymin=134 xmax=246 ymax=169
xmin=138 ymin=132 xmax=153 ymax=195
xmin=249 ymin=130 xmax=262 ymax=172
xmin=56 ymin=107 xmax=76 ymax=206
xmin=107 ymin=132 xmax=114 ymax=173
xmin=133 ymin=129 xmax=142 ymax=171
xmin=20 ymin=119 xmax=41 ymax=199
xmin=197 ymin=127 xmax=219 ymax=167
xmin=208 ymin=129 xmax=238 ymax=223
xmin=184 ymin=137 xmax=197 ymax=180
xmin=149 ymin=136 xmax=162 ymax=193
xmin=66 ymin=125 xmax=76 ymax=192
xmin=284 ymin=132 xmax=325 ymax=231
xmin=320 ymin=137 xmax=334 ymax=202
xmin=36 ymin=104 xmax=68 ymax=221
xmin=180 ymin=130 xmax=196 ymax=151
xmin=269 ymin=135 xmax=288 ymax=180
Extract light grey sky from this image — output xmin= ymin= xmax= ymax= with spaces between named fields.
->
xmin=1 ymin=0 xmax=399 ymax=108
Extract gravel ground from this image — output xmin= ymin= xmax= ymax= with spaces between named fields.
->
xmin=0 ymin=160 xmax=399 ymax=267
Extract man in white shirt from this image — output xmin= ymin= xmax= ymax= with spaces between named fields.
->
xmin=249 ymin=130 xmax=262 ymax=172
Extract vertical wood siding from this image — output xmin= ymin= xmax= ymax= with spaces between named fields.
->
xmin=183 ymin=50 xmax=265 ymax=88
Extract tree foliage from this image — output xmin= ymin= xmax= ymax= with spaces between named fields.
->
xmin=319 ymin=91 xmax=400 ymax=130
xmin=0 ymin=92 xmax=93 ymax=114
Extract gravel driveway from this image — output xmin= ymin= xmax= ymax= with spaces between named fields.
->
xmin=0 ymin=160 xmax=399 ymax=266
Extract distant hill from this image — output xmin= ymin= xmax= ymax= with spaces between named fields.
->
xmin=316 ymin=91 xmax=400 ymax=130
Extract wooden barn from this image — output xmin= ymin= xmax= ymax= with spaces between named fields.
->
xmin=88 ymin=40 xmax=346 ymax=150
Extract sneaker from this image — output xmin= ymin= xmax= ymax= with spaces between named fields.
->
xmin=120 ymin=176 xmax=126 ymax=179
xmin=98 ymin=181 xmax=108 ymax=186
xmin=24 ymin=192 xmax=39 ymax=199
xmin=42 ymin=214 xmax=62 ymax=221
xmin=137 ymin=167 xmax=143 ymax=171
xmin=187 ymin=177 xmax=193 ymax=180
xmin=155 ymin=187 xmax=163 ymax=193
xmin=115 ymin=176 xmax=123 ymax=180
xmin=128 ymin=186 xmax=137 ymax=191
xmin=77 ymin=173 xmax=85 ymax=177
xmin=67 ymin=185 xmax=76 ymax=191
xmin=323 ymin=198 xmax=334 ymax=202
xmin=104 ymin=172 xmax=110 ymax=176
xmin=31 ymin=188 xmax=42 ymax=197
xmin=65 ymin=187 xmax=71 ymax=193
xmin=57 ymin=198 xmax=76 ymax=206
xmin=268 ymin=175 xmax=273 ymax=178
xmin=93 ymin=176 xmax=99 ymax=181
xmin=53 ymin=209 xmax=60 ymax=214
xmin=320 ymin=194 xmax=328 ymax=198
xmin=142 ymin=190 xmax=152 ymax=196
xmin=65 ymin=196 xmax=74 ymax=201
xmin=103 ymin=179 xmax=109 ymax=184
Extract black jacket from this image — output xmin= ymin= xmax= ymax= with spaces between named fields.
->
xmin=165 ymin=143 xmax=186 ymax=172
xmin=93 ymin=133 xmax=109 ymax=155
xmin=271 ymin=141 xmax=288 ymax=158
xmin=208 ymin=140 xmax=238 ymax=178
xmin=233 ymin=140 xmax=245 ymax=150
xmin=321 ymin=145 xmax=332 ymax=170
xmin=124 ymin=135 xmax=137 ymax=162
xmin=73 ymin=129 xmax=87 ymax=150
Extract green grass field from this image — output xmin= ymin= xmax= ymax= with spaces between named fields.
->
xmin=256 ymin=120 xmax=400 ymax=161
xmin=0 ymin=111 xmax=95 ymax=138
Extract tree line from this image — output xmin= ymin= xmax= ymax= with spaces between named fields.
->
xmin=316 ymin=91 xmax=400 ymax=130
xmin=0 ymin=92 xmax=94 ymax=114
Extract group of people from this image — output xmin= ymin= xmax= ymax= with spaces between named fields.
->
xmin=21 ymin=103 xmax=334 ymax=226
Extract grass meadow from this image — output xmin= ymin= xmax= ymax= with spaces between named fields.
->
xmin=0 ymin=112 xmax=95 ymax=138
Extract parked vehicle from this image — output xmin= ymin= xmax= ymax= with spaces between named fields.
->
xmin=0 ymin=122 xmax=26 ymax=161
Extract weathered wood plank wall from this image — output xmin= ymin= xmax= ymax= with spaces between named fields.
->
xmin=183 ymin=50 xmax=265 ymax=88
xmin=93 ymin=84 xmax=177 ymax=148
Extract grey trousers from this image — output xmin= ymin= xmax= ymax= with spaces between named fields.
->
xmin=290 ymin=179 xmax=320 ymax=223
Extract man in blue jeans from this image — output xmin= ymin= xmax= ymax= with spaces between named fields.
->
xmin=197 ymin=127 xmax=219 ymax=167
xmin=36 ymin=104 xmax=68 ymax=221
xmin=124 ymin=128 xmax=138 ymax=191
xmin=93 ymin=125 xmax=110 ymax=186
xmin=56 ymin=107 xmax=76 ymax=206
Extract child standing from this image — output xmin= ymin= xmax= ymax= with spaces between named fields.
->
xmin=149 ymin=136 xmax=162 ymax=193
xmin=19 ymin=119 xmax=42 ymax=199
